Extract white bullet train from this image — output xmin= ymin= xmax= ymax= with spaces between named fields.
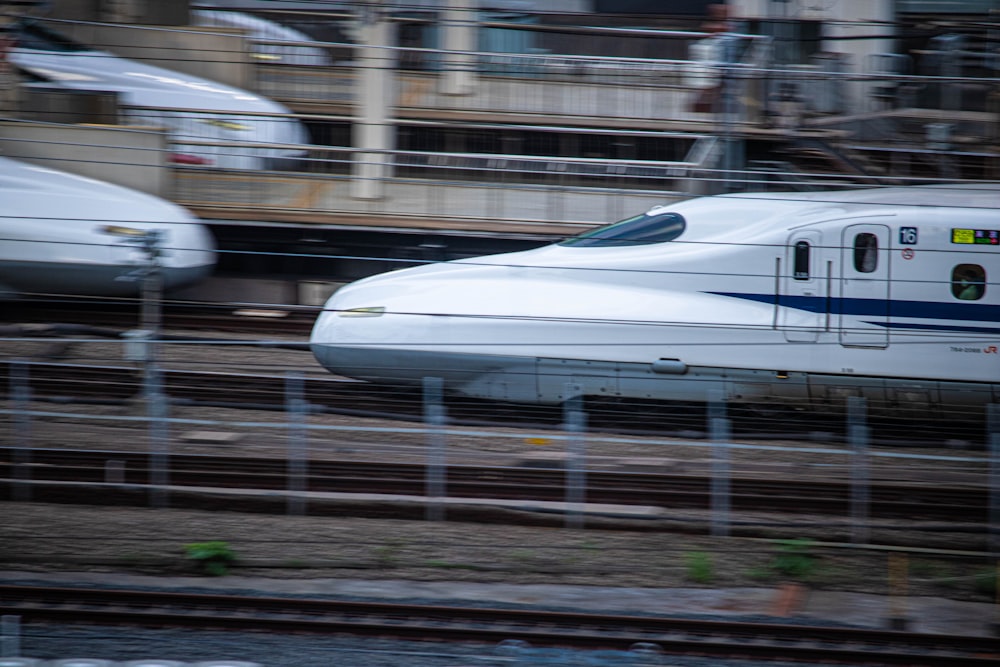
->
xmin=192 ymin=9 xmax=334 ymax=66
xmin=311 ymin=185 xmax=1000 ymax=418
xmin=10 ymin=19 xmax=310 ymax=170
xmin=0 ymin=156 xmax=216 ymax=299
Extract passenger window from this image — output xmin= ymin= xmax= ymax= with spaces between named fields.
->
xmin=853 ymin=233 xmax=878 ymax=273
xmin=793 ymin=241 xmax=810 ymax=280
xmin=952 ymin=264 xmax=986 ymax=301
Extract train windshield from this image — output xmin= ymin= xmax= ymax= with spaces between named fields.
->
xmin=14 ymin=21 xmax=91 ymax=52
xmin=559 ymin=210 xmax=686 ymax=247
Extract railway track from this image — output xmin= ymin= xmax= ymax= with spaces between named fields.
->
xmin=4 ymin=300 xmax=317 ymax=336
xmin=6 ymin=296 xmax=996 ymax=435
xmin=3 ymin=298 xmax=993 ymax=445
xmin=0 ymin=448 xmax=987 ymax=523
xmin=0 ymin=359 xmax=990 ymax=446
xmin=3 ymin=584 xmax=998 ymax=665
xmin=0 ymin=356 xmax=594 ymax=426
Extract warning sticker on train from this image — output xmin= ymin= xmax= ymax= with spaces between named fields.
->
xmin=951 ymin=228 xmax=1000 ymax=245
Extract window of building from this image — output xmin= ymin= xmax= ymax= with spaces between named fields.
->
xmin=952 ymin=264 xmax=986 ymax=300
xmin=853 ymin=233 xmax=878 ymax=273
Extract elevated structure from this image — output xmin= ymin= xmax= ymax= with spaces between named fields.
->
xmin=2 ymin=0 xmax=997 ymax=299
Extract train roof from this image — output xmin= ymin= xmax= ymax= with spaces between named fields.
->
xmin=192 ymin=9 xmax=334 ymax=66
xmin=1 ymin=156 xmax=195 ymax=224
xmin=10 ymin=21 xmax=292 ymax=114
xmin=629 ymin=184 xmax=1000 ymax=245
xmin=720 ymin=184 xmax=1000 ymax=210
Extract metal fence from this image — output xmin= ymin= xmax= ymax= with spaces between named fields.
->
xmin=4 ymin=359 xmax=997 ymax=551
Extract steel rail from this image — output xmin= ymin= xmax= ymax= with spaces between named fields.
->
xmin=0 ymin=359 xmax=989 ymax=446
xmin=1 ymin=584 xmax=997 ymax=665
xmin=0 ymin=448 xmax=987 ymax=522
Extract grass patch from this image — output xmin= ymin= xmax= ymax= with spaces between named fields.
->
xmin=373 ymin=542 xmax=405 ymax=569
xmin=769 ymin=538 xmax=818 ymax=579
xmin=684 ymin=551 xmax=714 ymax=584
xmin=184 ymin=541 xmax=236 ymax=576
xmin=973 ymin=568 xmax=997 ymax=597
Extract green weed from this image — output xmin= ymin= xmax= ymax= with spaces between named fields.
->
xmin=184 ymin=541 xmax=236 ymax=576
xmin=684 ymin=551 xmax=714 ymax=584
xmin=769 ymin=538 xmax=817 ymax=579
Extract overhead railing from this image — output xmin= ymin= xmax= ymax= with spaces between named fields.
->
xmin=255 ymin=45 xmax=765 ymax=127
xmin=170 ymin=145 xmax=699 ymax=233
xmin=8 ymin=14 xmax=999 ymax=233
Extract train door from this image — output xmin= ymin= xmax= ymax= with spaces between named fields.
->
xmin=839 ymin=223 xmax=890 ymax=348
xmin=779 ymin=230 xmax=825 ymax=342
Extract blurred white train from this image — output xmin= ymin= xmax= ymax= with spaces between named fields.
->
xmin=311 ymin=185 xmax=1000 ymax=418
xmin=0 ymin=156 xmax=216 ymax=299
xmin=9 ymin=19 xmax=310 ymax=170
xmin=192 ymin=9 xmax=334 ymax=66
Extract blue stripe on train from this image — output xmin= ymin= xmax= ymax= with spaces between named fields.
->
xmin=709 ymin=292 xmax=1000 ymax=322
xmin=866 ymin=321 xmax=1000 ymax=335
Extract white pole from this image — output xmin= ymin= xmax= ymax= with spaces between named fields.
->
xmin=352 ymin=2 xmax=398 ymax=200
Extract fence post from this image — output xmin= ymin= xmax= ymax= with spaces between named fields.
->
xmin=286 ymin=371 xmax=308 ymax=516
xmin=147 ymin=366 xmax=170 ymax=509
xmin=993 ymin=559 xmax=1000 ymax=637
xmin=708 ymin=390 xmax=731 ymax=537
xmin=848 ymin=396 xmax=870 ymax=544
xmin=9 ymin=360 xmax=32 ymax=502
xmin=1 ymin=614 xmax=20 ymax=658
xmin=563 ymin=388 xmax=587 ymax=529
xmin=887 ymin=552 xmax=909 ymax=630
xmin=424 ymin=377 xmax=447 ymax=522
xmin=989 ymin=405 xmax=999 ymax=556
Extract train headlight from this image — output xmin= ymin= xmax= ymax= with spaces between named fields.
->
xmin=198 ymin=119 xmax=253 ymax=131
xmin=99 ymin=226 xmax=164 ymax=257
xmin=100 ymin=225 xmax=147 ymax=238
xmin=20 ymin=66 xmax=98 ymax=82
xmin=339 ymin=306 xmax=386 ymax=317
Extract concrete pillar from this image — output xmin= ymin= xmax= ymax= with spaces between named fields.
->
xmin=0 ymin=18 xmax=20 ymax=119
xmin=351 ymin=3 xmax=398 ymax=200
xmin=97 ymin=0 xmax=189 ymax=25
xmin=440 ymin=0 xmax=478 ymax=96
xmin=101 ymin=0 xmax=145 ymax=23
xmin=820 ymin=0 xmax=895 ymax=113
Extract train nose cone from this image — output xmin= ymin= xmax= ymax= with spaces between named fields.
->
xmin=310 ymin=302 xmax=386 ymax=375
xmin=158 ymin=224 xmax=218 ymax=291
